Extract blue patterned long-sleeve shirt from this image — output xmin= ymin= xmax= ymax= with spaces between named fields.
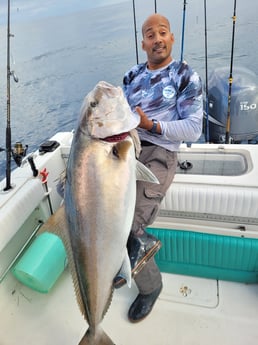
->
xmin=123 ymin=60 xmax=203 ymax=152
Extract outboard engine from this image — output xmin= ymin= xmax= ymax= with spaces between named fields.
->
xmin=205 ymin=66 xmax=258 ymax=143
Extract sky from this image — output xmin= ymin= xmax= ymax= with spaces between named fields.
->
xmin=0 ymin=0 xmax=125 ymax=25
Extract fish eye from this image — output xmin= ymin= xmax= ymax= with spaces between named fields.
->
xmin=112 ymin=145 xmax=119 ymax=158
xmin=90 ymin=101 xmax=98 ymax=108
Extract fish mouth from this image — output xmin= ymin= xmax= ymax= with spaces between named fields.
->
xmin=102 ymin=132 xmax=129 ymax=142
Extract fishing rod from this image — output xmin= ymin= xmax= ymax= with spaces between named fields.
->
xmin=4 ymin=0 xmax=13 ymax=191
xmin=132 ymin=0 xmax=158 ymax=65
xmin=225 ymin=0 xmax=237 ymax=144
xmin=180 ymin=0 xmax=187 ymax=62
xmin=204 ymin=0 xmax=210 ymax=142
xmin=3 ymin=0 xmax=20 ymax=191
xmin=132 ymin=0 xmax=139 ymax=64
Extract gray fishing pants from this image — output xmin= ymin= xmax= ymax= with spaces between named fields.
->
xmin=132 ymin=143 xmax=177 ymax=295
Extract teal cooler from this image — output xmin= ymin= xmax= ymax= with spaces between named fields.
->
xmin=12 ymin=232 xmax=67 ymax=293
xmin=148 ymin=227 xmax=258 ymax=283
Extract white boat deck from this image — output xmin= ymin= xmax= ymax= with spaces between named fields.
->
xmin=1 ymin=268 xmax=258 ymax=345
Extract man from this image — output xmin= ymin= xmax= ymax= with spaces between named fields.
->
xmin=115 ymin=13 xmax=203 ymax=323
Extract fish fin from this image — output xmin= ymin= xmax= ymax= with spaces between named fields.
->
xmin=38 ymin=206 xmax=87 ymax=320
xmin=40 ymin=207 xmax=88 ymax=322
xmin=102 ymin=288 xmax=114 ymax=321
xmin=129 ymin=128 xmax=141 ymax=158
xmin=59 ymin=218 xmax=88 ymax=322
xmin=55 ymin=169 xmax=66 ymax=198
xmin=123 ymin=252 xmax=132 ymax=288
xmin=79 ymin=327 xmax=115 ymax=345
xmin=37 ymin=205 xmax=66 ymax=237
xmin=136 ymin=160 xmax=160 ymax=184
xmin=116 ymin=251 xmax=132 ymax=288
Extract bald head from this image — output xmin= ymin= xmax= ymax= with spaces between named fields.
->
xmin=142 ymin=14 xmax=171 ymax=38
xmin=141 ymin=13 xmax=174 ymax=70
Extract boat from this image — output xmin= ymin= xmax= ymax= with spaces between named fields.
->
xmin=1 ymin=1 xmax=258 ymax=344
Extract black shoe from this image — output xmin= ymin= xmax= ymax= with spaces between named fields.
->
xmin=128 ymin=284 xmax=163 ymax=323
xmin=113 ymin=232 xmax=161 ymax=289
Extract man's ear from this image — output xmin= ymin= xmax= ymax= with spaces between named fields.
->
xmin=171 ymin=33 xmax=175 ymax=44
xmin=142 ymin=40 xmax=146 ymax=52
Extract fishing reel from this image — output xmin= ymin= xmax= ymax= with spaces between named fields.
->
xmin=12 ymin=142 xmax=28 ymax=167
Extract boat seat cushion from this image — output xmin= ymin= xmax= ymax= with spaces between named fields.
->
xmin=161 ymin=182 xmax=258 ymax=219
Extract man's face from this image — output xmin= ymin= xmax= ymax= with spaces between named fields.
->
xmin=142 ymin=15 xmax=174 ymax=69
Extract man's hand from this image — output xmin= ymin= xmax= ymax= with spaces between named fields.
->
xmin=135 ymin=106 xmax=161 ymax=134
xmin=135 ymin=106 xmax=153 ymax=130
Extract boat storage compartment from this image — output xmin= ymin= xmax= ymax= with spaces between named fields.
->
xmin=176 ymin=146 xmax=251 ymax=176
xmin=148 ymin=227 xmax=258 ymax=283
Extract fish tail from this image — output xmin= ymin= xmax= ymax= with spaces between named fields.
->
xmin=79 ymin=327 xmax=115 ymax=345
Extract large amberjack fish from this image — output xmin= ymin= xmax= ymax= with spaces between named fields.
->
xmin=63 ymin=81 xmax=159 ymax=345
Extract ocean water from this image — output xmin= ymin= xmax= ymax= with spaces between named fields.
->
xmin=0 ymin=0 xmax=257 ymax=180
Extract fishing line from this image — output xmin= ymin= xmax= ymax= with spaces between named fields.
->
xmin=204 ymin=0 xmax=210 ymax=142
xmin=180 ymin=0 xmax=187 ymax=62
xmin=225 ymin=0 xmax=237 ymax=144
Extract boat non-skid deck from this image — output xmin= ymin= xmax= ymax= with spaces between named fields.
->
xmin=1 ymin=268 xmax=258 ymax=345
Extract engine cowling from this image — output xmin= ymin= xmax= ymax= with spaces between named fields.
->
xmin=205 ymin=66 xmax=258 ymax=143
